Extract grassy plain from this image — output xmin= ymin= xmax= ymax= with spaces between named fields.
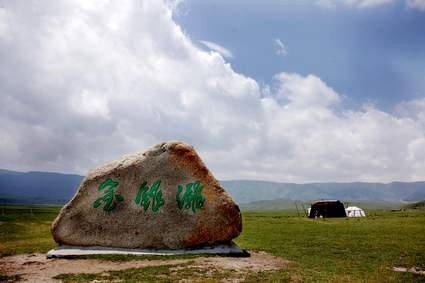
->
xmin=239 ymin=211 xmax=425 ymax=282
xmin=0 ymin=205 xmax=424 ymax=282
xmin=0 ymin=205 xmax=59 ymax=257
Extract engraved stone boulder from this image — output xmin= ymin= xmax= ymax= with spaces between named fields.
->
xmin=51 ymin=141 xmax=242 ymax=249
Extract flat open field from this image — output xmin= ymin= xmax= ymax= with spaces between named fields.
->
xmin=0 ymin=205 xmax=424 ymax=282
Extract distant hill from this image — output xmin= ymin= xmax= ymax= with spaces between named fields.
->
xmin=1 ymin=169 xmax=425 ymax=205
xmin=0 ymin=169 xmax=83 ymax=204
xmin=221 ymin=180 xmax=425 ymax=204
xmin=240 ymin=199 xmax=402 ymax=211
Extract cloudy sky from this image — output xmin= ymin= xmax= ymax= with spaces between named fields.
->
xmin=0 ymin=0 xmax=424 ymax=182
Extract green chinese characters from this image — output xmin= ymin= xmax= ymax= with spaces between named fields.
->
xmin=135 ymin=179 xmax=165 ymax=213
xmin=93 ymin=178 xmax=205 ymax=214
xmin=176 ymin=180 xmax=206 ymax=213
xmin=93 ymin=178 xmax=124 ymax=213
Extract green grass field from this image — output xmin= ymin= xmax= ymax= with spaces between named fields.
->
xmin=0 ymin=205 xmax=424 ymax=282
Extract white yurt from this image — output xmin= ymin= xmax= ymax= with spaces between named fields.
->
xmin=345 ymin=206 xmax=366 ymax=217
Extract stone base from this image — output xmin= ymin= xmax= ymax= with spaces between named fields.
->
xmin=47 ymin=242 xmax=248 ymax=258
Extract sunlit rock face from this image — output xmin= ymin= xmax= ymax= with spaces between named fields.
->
xmin=51 ymin=141 xmax=242 ymax=249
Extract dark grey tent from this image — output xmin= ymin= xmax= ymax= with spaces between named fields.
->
xmin=308 ymin=200 xmax=346 ymax=218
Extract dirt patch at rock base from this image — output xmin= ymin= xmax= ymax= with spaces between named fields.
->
xmin=0 ymin=251 xmax=289 ymax=282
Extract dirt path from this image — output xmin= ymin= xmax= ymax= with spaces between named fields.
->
xmin=0 ymin=251 xmax=289 ymax=282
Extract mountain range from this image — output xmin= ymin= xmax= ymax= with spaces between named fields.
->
xmin=1 ymin=169 xmax=425 ymax=205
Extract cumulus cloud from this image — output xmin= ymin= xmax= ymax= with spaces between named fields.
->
xmin=406 ymin=0 xmax=425 ymax=10
xmin=317 ymin=0 xmax=395 ymax=8
xmin=273 ymin=39 xmax=288 ymax=57
xmin=273 ymin=73 xmax=339 ymax=107
xmin=316 ymin=0 xmax=338 ymax=9
xmin=1 ymin=0 xmax=425 ymax=182
xmin=317 ymin=0 xmax=425 ymax=10
xmin=199 ymin=40 xmax=234 ymax=59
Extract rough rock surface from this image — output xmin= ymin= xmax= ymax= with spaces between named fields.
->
xmin=52 ymin=141 xmax=242 ymax=249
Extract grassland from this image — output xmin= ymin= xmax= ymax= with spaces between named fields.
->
xmin=0 ymin=205 xmax=59 ymax=257
xmin=0 ymin=205 xmax=424 ymax=282
xmin=238 ymin=211 xmax=425 ymax=282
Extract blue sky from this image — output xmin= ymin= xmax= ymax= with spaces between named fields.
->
xmin=175 ymin=0 xmax=425 ymax=110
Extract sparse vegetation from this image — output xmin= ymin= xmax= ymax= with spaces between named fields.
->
xmin=402 ymin=200 xmax=425 ymax=211
xmin=54 ymin=263 xmax=238 ymax=283
xmin=1 ymin=205 xmax=424 ymax=282
xmin=54 ymin=265 xmax=174 ymax=283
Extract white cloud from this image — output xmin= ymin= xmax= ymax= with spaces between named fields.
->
xmin=199 ymin=40 xmax=234 ymax=59
xmin=273 ymin=73 xmax=339 ymax=107
xmin=168 ymin=0 xmax=190 ymax=16
xmin=317 ymin=0 xmax=395 ymax=8
xmin=1 ymin=0 xmax=425 ymax=183
xmin=0 ymin=7 xmax=11 ymax=41
xmin=317 ymin=0 xmax=425 ymax=10
xmin=274 ymin=39 xmax=288 ymax=56
xmin=71 ymin=90 xmax=110 ymax=119
xmin=316 ymin=0 xmax=338 ymax=8
xmin=406 ymin=0 xmax=425 ymax=10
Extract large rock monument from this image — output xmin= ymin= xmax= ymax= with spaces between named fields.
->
xmin=49 ymin=141 xmax=242 ymax=256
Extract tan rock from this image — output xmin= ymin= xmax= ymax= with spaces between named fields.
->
xmin=51 ymin=141 xmax=242 ymax=249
